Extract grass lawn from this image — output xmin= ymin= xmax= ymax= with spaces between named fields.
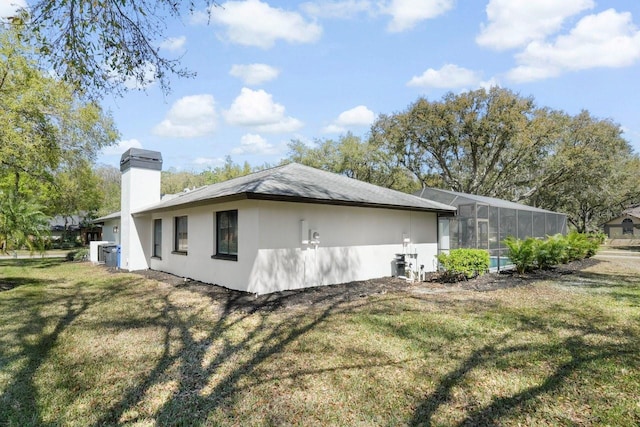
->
xmin=1 ymin=255 xmax=639 ymax=426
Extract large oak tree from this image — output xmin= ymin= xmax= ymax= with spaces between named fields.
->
xmin=369 ymin=87 xmax=640 ymax=232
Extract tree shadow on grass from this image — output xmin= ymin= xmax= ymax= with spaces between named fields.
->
xmin=0 ymin=277 xmax=58 ymax=292
xmin=0 ymin=258 xmax=67 ymax=269
xmin=91 ymin=289 xmax=364 ymax=426
xmin=407 ymin=303 xmax=640 ymax=427
xmin=0 ymin=277 xmax=143 ymax=426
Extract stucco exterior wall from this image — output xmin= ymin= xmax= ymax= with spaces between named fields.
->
xmin=101 ymin=219 xmax=121 ymax=244
xmin=121 ymin=167 xmax=161 ymax=270
xmin=148 ymin=200 xmax=259 ymax=291
xmin=146 ymin=200 xmax=438 ymax=294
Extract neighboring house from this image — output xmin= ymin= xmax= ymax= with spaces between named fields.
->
xmin=415 ymin=187 xmax=568 ymax=270
xmin=94 ymin=149 xmax=456 ymax=294
xmin=603 ymin=206 xmax=640 ymax=238
xmin=49 ymin=214 xmax=103 ymax=245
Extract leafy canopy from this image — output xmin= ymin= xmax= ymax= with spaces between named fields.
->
xmin=5 ymin=0 xmax=218 ymax=97
xmin=0 ymin=25 xmax=118 ymax=250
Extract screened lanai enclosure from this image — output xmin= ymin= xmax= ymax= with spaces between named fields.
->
xmin=416 ymin=188 xmax=568 ymax=271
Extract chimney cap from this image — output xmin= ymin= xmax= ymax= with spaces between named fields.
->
xmin=120 ymin=148 xmax=163 ymax=172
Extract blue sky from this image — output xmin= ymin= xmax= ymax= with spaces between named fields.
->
xmin=4 ymin=0 xmax=640 ymax=171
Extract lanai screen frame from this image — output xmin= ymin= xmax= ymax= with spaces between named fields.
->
xmin=418 ymin=188 xmax=568 ymax=271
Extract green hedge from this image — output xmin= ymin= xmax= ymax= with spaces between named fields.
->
xmin=436 ymin=249 xmax=490 ymax=280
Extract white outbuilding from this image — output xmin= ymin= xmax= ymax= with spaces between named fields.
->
xmin=94 ymin=149 xmax=456 ymax=294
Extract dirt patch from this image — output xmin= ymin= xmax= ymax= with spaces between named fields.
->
xmin=109 ymin=257 xmax=600 ymax=313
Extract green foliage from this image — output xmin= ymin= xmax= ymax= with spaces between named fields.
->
xmin=94 ymin=165 xmax=121 ymax=217
xmin=0 ymin=193 xmax=49 ymax=253
xmin=436 ymin=249 xmax=490 ymax=281
xmin=287 ymin=133 xmax=421 ymax=194
xmin=370 ymin=87 xmax=554 ymax=197
xmin=369 ymin=88 xmax=640 ymax=233
xmin=503 ymin=236 xmax=538 ymax=274
xmin=8 ymin=1 xmax=216 ymax=96
xmin=533 ymin=234 xmax=567 ymax=270
xmin=505 ymin=232 xmax=602 ymax=273
xmin=160 ymin=157 xmax=262 ymax=197
xmin=66 ymin=248 xmax=89 ymax=261
xmin=558 ymin=231 xmax=602 ymax=262
xmin=0 ymin=26 xmax=117 ymax=238
xmin=530 ymin=111 xmax=640 ymax=233
xmin=564 ymin=231 xmax=593 ymax=262
xmin=588 ymin=231 xmax=607 ymax=246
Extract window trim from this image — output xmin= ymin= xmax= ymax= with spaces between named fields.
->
xmin=152 ymin=218 xmax=162 ymax=259
xmin=173 ymin=215 xmax=188 ymax=254
xmin=213 ymin=210 xmax=238 ymax=261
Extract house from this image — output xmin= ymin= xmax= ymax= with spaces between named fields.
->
xmin=415 ymin=187 xmax=567 ymax=270
xmin=49 ymin=214 xmax=103 ymax=246
xmin=603 ymin=206 xmax=640 ymax=238
xmin=93 ymin=149 xmax=456 ymax=294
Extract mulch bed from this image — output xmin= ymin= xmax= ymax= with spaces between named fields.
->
xmin=120 ymin=258 xmax=601 ymax=313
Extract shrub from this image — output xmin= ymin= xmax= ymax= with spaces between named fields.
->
xmin=534 ymin=234 xmax=567 ymax=269
xmin=505 ymin=232 xmax=601 ymax=273
xmin=564 ymin=231 xmax=591 ymax=262
xmin=503 ymin=236 xmax=537 ymax=274
xmin=436 ymin=249 xmax=490 ymax=281
xmin=66 ymin=248 xmax=89 ymax=261
xmin=588 ymin=231 xmax=607 ymax=245
xmin=585 ymin=232 xmax=604 ymax=257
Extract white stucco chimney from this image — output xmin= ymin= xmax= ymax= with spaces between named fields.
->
xmin=120 ymin=148 xmax=162 ymax=271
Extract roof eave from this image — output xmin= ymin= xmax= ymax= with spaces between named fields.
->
xmin=132 ymin=192 xmax=456 ymax=216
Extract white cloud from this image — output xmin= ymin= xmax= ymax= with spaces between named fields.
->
xmin=301 ymin=0 xmax=372 ymax=19
xmin=231 ymin=133 xmax=281 ymax=155
xmin=193 ymin=157 xmax=225 ymax=166
xmin=322 ymin=124 xmax=347 ymax=134
xmin=301 ymin=0 xmax=451 ymax=31
xmin=381 ymin=0 xmax=454 ymax=32
xmin=507 ymin=9 xmax=640 ymax=82
xmin=0 ymin=0 xmax=26 ymax=18
xmin=323 ymin=105 xmax=375 ymax=133
xmin=407 ymin=64 xmax=481 ymax=89
xmin=211 ymin=0 xmax=322 ymax=48
xmin=153 ymin=94 xmax=217 ymax=138
xmin=159 ymin=36 xmax=187 ymax=52
xmin=224 ymin=88 xmax=303 ymax=133
xmin=336 ymin=105 xmax=376 ymax=126
xmin=479 ymin=78 xmax=501 ymax=90
xmin=229 ymin=63 xmax=280 ymax=85
xmin=102 ymin=139 xmax=143 ymax=156
xmin=476 ymin=0 xmax=594 ymax=50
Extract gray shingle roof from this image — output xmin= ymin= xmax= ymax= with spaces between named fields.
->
xmin=623 ymin=205 xmax=640 ymax=219
xmin=93 ymin=211 xmax=121 ymax=222
xmin=135 ymin=163 xmax=456 ymax=214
